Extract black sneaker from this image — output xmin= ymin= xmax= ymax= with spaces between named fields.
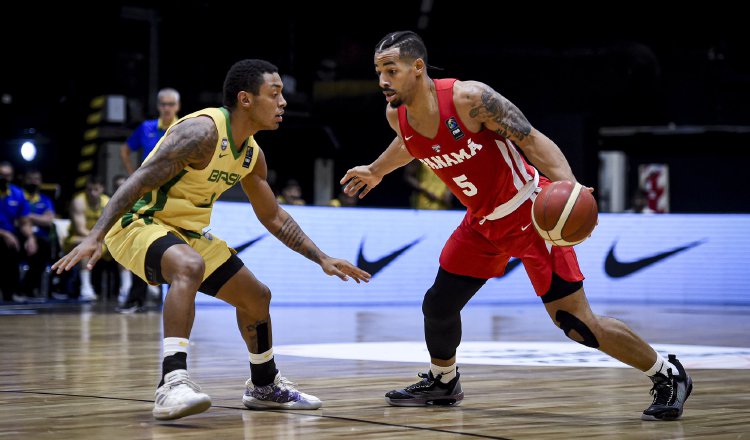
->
xmin=385 ymin=370 xmax=464 ymax=407
xmin=642 ymin=354 xmax=693 ymax=421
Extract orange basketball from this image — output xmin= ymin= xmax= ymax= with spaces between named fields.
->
xmin=532 ymin=180 xmax=598 ymax=246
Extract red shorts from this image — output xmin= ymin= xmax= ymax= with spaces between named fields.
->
xmin=439 ymin=183 xmax=584 ymax=297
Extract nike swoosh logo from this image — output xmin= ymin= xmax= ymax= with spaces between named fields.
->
xmin=405 ymin=135 xmax=413 ymax=141
xmin=521 ymin=223 xmax=532 ymax=231
xmin=233 ymin=234 xmax=267 ymax=253
xmin=357 ymin=238 xmax=422 ymax=277
xmin=605 ymin=239 xmax=704 ymax=278
xmin=495 ymin=258 xmax=522 ymax=278
xmin=219 ymin=153 xmax=229 ymax=158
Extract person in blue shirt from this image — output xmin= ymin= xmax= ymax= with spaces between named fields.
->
xmin=119 ymin=88 xmax=181 ymax=174
xmin=0 ymin=162 xmax=38 ymax=302
xmin=21 ymin=169 xmax=56 ymax=297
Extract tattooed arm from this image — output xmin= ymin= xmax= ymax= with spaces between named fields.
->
xmin=456 ymin=81 xmax=576 ymax=182
xmin=53 ymin=116 xmax=218 ymax=272
xmin=242 ymin=149 xmax=370 ymax=283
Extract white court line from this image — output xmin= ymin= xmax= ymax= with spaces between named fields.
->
xmin=275 ymin=341 xmax=750 ymax=369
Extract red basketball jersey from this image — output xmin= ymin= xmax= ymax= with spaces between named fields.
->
xmin=398 ymin=78 xmax=537 ymax=219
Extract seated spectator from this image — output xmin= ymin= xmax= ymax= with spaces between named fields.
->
xmin=64 ymin=176 xmax=110 ymax=301
xmin=404 ymin=161 xmax=453 ymax=210
xmin=0 ymin=162 xmax=37 ymax=302
xmin=110 ymin=175 xmax=135 ymax=306
xmin=627 ymin=188 xmax=656 ymax=214
xmin=328 ymin=190 xmax=358 ymax=207
xmin=111 ymin=174 xmax=157 ymax=313
xmin=276 ymin=179 xmax=306 ymax=205
xmin=21 ymin=169 xmax=56 ymax=298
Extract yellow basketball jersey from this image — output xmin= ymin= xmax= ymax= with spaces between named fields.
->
xmin=69 ymin=192 xmax=110 ymax=233
xmin=120 ymin=107 xmax=260 ymax=236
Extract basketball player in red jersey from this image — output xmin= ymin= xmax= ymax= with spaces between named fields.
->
xmin=341 ymin=31 xmax=691 ymax=420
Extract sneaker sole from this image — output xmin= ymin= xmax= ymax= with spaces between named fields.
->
xmin=641 ymin=377 xmax=693 ymax=421
xmin=153 ymin=398 xmax=212 ymax=420
xmin=243 ymin=396 xmax=322 ymax=410
xmin=385 ymin=392 xmax=464 ymax=407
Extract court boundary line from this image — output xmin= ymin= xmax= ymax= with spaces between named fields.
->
xmin=0 ymin=389 xmax=512 ymax=439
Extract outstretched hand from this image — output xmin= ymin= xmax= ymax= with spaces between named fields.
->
xmin=52 ymin=235 xmax=104 ymax=274
xmin=340 ymin=166 xmax=382 ymax=199
xmin=320 ymin=257 xmax=371 ymax=284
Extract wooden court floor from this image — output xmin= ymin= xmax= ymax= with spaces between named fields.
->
xmin=0 ymin=302 xmax=748 ymax=439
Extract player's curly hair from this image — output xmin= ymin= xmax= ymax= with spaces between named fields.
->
xmin=375 ymin=31 xmax=428 ymax=64
xmin=223 ymin=59 xmax=278 ymax=108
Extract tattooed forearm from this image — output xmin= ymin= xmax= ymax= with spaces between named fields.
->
xmin=469 ymin=87 xmax=532 ymax=142
xmin=274 ymin=216 xmax=322 ymax=263
xmin=89 ymin=116 xmax=217 ymax=238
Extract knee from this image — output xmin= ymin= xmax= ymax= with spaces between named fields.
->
xmin=255 ymin=283 xmax=272 ymax=308
xmin=236 ymin=283 xmax=272 ymax=314
xmin=171 ymin=255 xmax=205 ymax=287
xmin=554 ymin=310 xmax=600 ymax=348
xmin=422 ymin=286 xmax=451 ymax=320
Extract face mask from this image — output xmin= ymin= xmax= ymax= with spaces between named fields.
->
xmin=24 ymin=183 xmax=39 ymax=193
xmin=0 ymin=177 xmax=8 ymax=191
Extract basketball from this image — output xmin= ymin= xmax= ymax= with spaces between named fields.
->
xmin=531 ymin=180 xmax=598 ymax=246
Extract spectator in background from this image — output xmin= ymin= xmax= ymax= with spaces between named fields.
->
xmin=0 ymin=162 xmax=37 ymax=302
xmin=276 ymin=179 xmax=306 ymax=205
xmin=21 ymin=169 xmax=56 ymax=297
xmin=113 ymin=175 xmax=127 ymax=194
xmin=328 ymin=189 xmax=358 ymax=207
xmin=404 ymin=161 xmax=453 ymax=210
xmin=64 ymin=176 xmax=109 ymax=300
xmin=111 ymin=175 xmax=135 ymax=307
xmin=112 ymin=174 xmax=154 ymax=313
xmin=120 ymin=88 xmax=181 ymax=174
xmin=629 ymin=188 xmax=656 ymax=214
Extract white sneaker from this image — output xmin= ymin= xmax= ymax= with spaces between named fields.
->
xmin=243 ymin=372 xmax=322 ymax=410
xmin=153 ymin=370 xmax=212 ymax=420
xmin=79 ymin=285 xmax=98 ymax=301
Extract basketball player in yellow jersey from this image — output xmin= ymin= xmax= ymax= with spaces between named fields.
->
xmin=53 ymin=59 xmax=371 ymax=420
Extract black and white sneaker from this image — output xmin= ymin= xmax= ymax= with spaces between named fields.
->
xmin=385 ymin=370 xmax=463 ymax=407
xmin=642 ymin=354 xmax=693 ymax=421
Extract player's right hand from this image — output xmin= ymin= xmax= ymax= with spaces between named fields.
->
xmin=52 ymin=235 xmax=104 ymax=274
xmin=340 ymin=166 xmax=382 ymax=199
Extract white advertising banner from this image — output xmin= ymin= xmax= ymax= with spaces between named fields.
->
xmin=196 ymin=202 xmax=750 ymax=306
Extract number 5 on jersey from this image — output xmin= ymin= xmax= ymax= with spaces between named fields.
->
xmin=453 ymin=175 xmax=477 ymax=196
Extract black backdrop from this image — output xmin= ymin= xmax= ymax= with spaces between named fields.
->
xmin=2 ymin=2 xmax=748 ymax=212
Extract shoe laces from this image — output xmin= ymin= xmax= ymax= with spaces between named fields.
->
xmin=276 ymin=376 xmax=298 ymax=392
xmin=649 ymin=372 xmax=674 ymax=405
xmin=164 ymin=372 xmax=201 ymax=393
xmin=405 ymin=372 xmax=438 ymax=392
xmin=248 ymin=375 xmax=299 ymax=394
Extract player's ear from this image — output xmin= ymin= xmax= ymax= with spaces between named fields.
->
xmin=238 ymin=91 xmax=253 ymax=108
xmin=414 ymin=58 xmax=425 ymax=74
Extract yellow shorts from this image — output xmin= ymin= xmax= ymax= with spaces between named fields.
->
xmin=105 ymin=216 xmax=234 ymax=284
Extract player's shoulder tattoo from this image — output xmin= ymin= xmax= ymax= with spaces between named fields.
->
xmin=467 ymin=83 xmax=531 ymax=142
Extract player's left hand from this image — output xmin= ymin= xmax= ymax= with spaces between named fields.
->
xmin=320 ymin=257 xmax=371 ymax=283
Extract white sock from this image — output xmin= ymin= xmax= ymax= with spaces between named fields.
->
xmin=119 ymin=269 xmax=132 ymax=294
xmin=249 ymin=348 xmax=274 ymax=364
xmin=80 ymin=269 xmax=93 ymax=290
xmin=163 ymin=337 xmax=189 ymax=357
xmin=644 ymin=353 xmax=675 ymax=377
xmin=430 ymin=362 xmax=457 ymax=384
